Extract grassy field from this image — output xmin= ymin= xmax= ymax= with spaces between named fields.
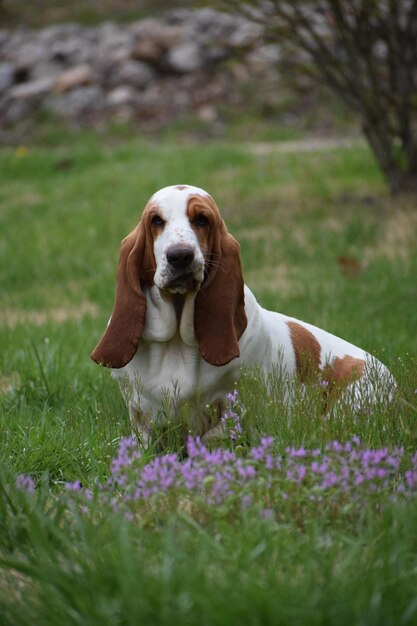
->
xmin=0 ymin=0 xmax=181 ymax=27
xmin=1 ymin=127 xmax=417 ymax=625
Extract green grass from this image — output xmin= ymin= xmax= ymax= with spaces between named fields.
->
xmin=1 ymin=128 xmax=417 ymax=625
xmin=0 ymin=0 xmax=184 ymax=27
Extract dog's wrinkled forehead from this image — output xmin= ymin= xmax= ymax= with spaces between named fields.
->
xmin=149 ymin=184 xmax=210 ymax=220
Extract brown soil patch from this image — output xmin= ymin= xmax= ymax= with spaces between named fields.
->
xmin=247 ymin=137 xmax=361 ymax=156
xmin=245 ymin=264 xmax=294 ymax=296
xmin=0 ymin=301 xmax=98 ymax=328
xmin=369 ymin=206 xmax=417 ymax=263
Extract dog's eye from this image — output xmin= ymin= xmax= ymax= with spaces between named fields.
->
xmin=193 ymin=214 xmax=209 ymax=228
xmin=151 ymin=215 xmax=165 ymax=227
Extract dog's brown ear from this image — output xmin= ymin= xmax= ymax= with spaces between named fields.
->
xmin=91 ymin=220 xmax=155 ymax=368
xmin=194 ymin=221 xmax=247 ymax=366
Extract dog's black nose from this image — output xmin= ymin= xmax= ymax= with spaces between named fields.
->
xmin=166 ymin=245 xmax=195 ymax=270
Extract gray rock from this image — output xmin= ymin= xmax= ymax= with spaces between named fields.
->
xmin=14 ymin=41 xmax=49 ymax=72
xmin=0 ymin=8 xmax=286 ymax=130
xmin=0 ymin=63 xmax=15 ymax=93
xmin=109 ymin=60 xmax=154 ymax=90
xmin=107 ymin=85 xmax=136 ymax=107
xmin=228 ymin=19 xmax=262 ymax=47
xmin=167 ymin=41 xmax=203 ymax=73
xmin=53 ymin=64 xmax=93 ymax=94
xmin=247 ymin=44 xmax=282 ymax=72
xmin=10 ymin=76 xmax=54 ymax=99
xmin=1 ymin=96 xmax=35 ymax=124
xmin=131 ymin=38 xmax=165 ymax=66
xmin=96 ymin=21 xmax=133 ymax=51
xmin=130 ymin=18 xmax=183 ymax=47
xmin=45 ymin=85 xmax=104 ymax=119
xmin=50 ymin=39 xmax=87 ymax=66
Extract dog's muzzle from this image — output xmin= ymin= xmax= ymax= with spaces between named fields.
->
xmin=164 ymin=244 xmax=203 ymax=293
xmin=166 ymin=245 xmax=195 ymax=270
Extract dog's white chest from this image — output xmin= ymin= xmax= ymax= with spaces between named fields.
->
xmin=117 ymin=335 xmax=233 ymax=410
xmin=136 ymin=337 xmax=201 ymax=399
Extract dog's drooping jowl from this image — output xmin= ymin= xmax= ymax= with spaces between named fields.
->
xmin=91 ymin=185 xmax=395 ymax=446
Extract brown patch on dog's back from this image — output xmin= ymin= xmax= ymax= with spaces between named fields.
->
xmin=287 ymin=321 xmax=321 ymax=382
xmin=288 ymin=322 xmax=366 ymax=410
xmin=323 ymin=355 xmax=366 ymax=388
xmin=320 ymin=355 xmax=366 ymax=410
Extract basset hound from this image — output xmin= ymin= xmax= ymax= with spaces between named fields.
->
xmin=91 ymin=184 xmax=395 ymax=446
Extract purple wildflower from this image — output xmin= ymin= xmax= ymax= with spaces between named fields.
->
xmin=251 ymin=437 xmax=274 ymax=461
xmin=287 ymin=446 xmax=308 ymax=458
xmin=226 ymin=389 xmax=239 ymax=404
xmin=16 ymin=474 xmax=35 ymax=495
xmin=65 ymin=480 xmax=82 ymax=491
xmin=221 ymin=390 xmax=245 ymax=443
xmin=63 ymin=432 xmax=417 ymax=522
xmin=405 ymin=470 xmax=417 ymax=489
xmin=110 ymin=437 xmax=141 ymax=476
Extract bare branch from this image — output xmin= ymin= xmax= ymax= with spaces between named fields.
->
xmin=213 ymin=0 xmax=417 ymax=194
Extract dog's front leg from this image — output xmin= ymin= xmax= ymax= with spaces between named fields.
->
xmin=201 ymin=400 xmax=229 ymax=446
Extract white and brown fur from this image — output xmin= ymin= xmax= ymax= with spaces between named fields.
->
xmin=91 ymin=185 xmax=396 ymax=446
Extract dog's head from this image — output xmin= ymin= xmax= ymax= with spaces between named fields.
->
xmin=91 ymin=185 xmax=247 ymax=368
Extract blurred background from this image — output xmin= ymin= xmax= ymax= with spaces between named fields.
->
xmin=0 ymin=0 xmax=358 ymax=147
xmin=1 ymin=0 xmax=416 ymax=197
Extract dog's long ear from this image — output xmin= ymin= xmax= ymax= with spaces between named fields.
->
xmin=91 ymin=219 xmax=155 ymax=368
xmin=194 ymin=219 xmax=247 ymax=366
